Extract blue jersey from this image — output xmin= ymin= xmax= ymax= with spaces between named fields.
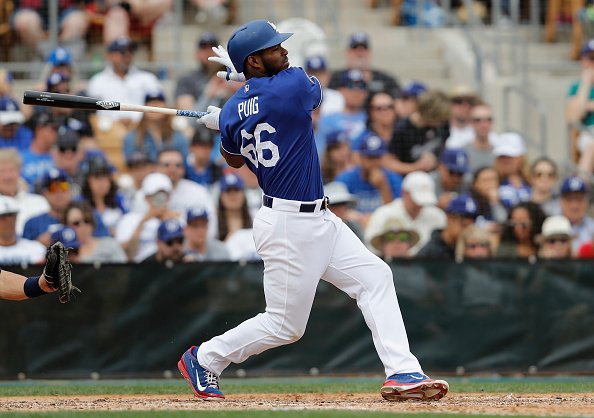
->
xmin=220 ymin=67 xmax=324 ymax=202
xmin=335 ymin=167 xmax=402 ymax=213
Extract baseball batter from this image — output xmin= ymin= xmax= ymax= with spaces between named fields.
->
xmin=178 ymin=20 xmax=448 ymax=402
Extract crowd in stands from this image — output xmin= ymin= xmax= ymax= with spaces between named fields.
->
xmin=2 ymin=15 xmax=594 ymax=266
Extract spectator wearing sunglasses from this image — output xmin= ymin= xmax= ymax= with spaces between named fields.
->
xmin=444 ymin=85 xmax=480 ymax=150
xmin=370 ymin=219 xmax=420 ymax=260
xmin=496 ymin=201 xmax=546 ymax=259
xmin=559 ymin=175 xmax=594 ymax=253
xmin=51 ymin=128 xmax=85 ymax=197
xmin=537 ymin=216 xmax=575 ymax=260
xmin=460 ymin=103 xmax=498 ymax=173
xmin=455 ymin=224 xmax=494 ymax=261
xmin=183 ymin=208 xmax=230 ymax=262
xmin=432 ymin=148 xmax=470 ymax=211
xmin=144 ymin=219 xmax=186 ymax=265
xmin=528 ymin=157 xmax=561 ymax=217
xmin=493 ymin=132 xmax=532 ymax=210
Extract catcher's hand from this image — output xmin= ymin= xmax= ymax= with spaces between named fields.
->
xmin=43 ymin=242 xmax=81 ymax=303
xmin=209 ymin=45 xmax=246 ymax=82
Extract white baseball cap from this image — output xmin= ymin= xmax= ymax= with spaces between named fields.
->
xmin=540 ymin=216 xmax=572 ymax=239
xmin=401 ymin=171 xmax=437 ymax=206
xmin=493 ymin=132 xmax=526 ymax=157
xmin=0 ymin=195 xmax=19 ymax=216
xmin=324 ymin=181 xmax=357 ymax=206
xmin=141 ymin=172 xmax=172 ymax=196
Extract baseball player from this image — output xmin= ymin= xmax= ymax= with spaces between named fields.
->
xmin=178 ymin=19 xmax=449 ymax=402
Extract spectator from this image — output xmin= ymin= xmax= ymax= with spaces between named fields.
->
xmin=417 ymin=194 xmax=478 ymax=258
xmin=365 ymin=171 xmax=446 ymax=255
xmin=324 ymin=181 xmax=364 ymax=241
xmin=117 ymin=150 xmax=154 ymax=211
xmin=80 ymin=154 xmax=126 ymax=234
xmin=183 ymin=208 xmax=230 ymax=262
xmin=444 ymin=84 xmax=480 ymax=149
xmin=559 ymin=175 xmax=594 ymax=253
xmin=233 ymin=165 xmax=263 ymax=219
xmin=304 ymin=55 xmax=344 ymax=115
xmin=455 ymin=224 xmax=494 ymax=261
xmin=20 ymin=110 xmax=59 ymax=187
xmin=99 ymin=0 xmax=173 ymax=45
xmin=217 ymin=172 xmax=252 ymax=242
xmin=537 ymin=215 xmax=575 ymax=260
xmin=496 ymin=201 xmax=546 ymax=259
xmin=115 ymin=172 xmax=182 ymax=262
xmin=175 ymin=32 xmax=221 ymax=112
xmin=394 ymin=81 xmax=426 ymax=120
xmin=0 ymin=196 xmax=46 ymax=265
xmin=529 ymin=157 xmax=561 ymax=216
xmin=565 ymin=39 xmax=594 ymax=156
xmin=352 ymin=90 xmax=397 ymax=153
xmin=468 ymin=166 xmax=508 ymax=228
xmin=369 ymin=219 xmax=420 ymax=260
xmin=0 ymin=96 xmax=33 ymax=152
xmin=87 ymin=37 xmax=162 ymax=127
xmin=144 ymin=219 xmax=186 ymax=265
xmin=51 ymin=129 xmax=85 ymax=196
xmin=335 ymin=132 xmax=402 ymax=218
xmin=493 ymin=132 xmax=531 ymax=209
xmin=385 ymin=90 xmax=451 ymax=175
xmin=0 ymin=148 xmax=49 ymax=235
xmin=316 ymin=69 xmax=369 ymax=154
xmin=0 ymin=68 xmax=15 ymax=98
xmin=62 ymin=201 xmax=126 ymax=263
xmin=460 ymin=102 xmax=497 ymax=173
xmin=320 ymin=130 xmax=353 ymax=184
xmin=185 ymin=125 xmax=224 ymax=188
xmin=328 ymin=32 xmax=400 ymax=97
xmin=50 ymin=226 xmax=81 ymax=264
xmin=432 ymin=148 xmax=470 ymax=211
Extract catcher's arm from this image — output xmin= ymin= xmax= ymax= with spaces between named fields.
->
xmin=42 ymin=242 xmax=81 ymax=303
xmin=0 ymin=270 xmax=53 ymax=301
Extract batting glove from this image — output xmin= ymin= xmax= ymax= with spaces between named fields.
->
xmin=196 ymin=105 xmax=221 ymax=131
xmin=209 ymin=45 xmax=246 ymax=82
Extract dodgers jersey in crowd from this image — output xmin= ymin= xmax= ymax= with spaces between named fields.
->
xmin=220 ymin=67 xmax=324 ymax=202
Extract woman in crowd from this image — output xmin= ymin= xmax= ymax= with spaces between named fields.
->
xmin=80 ymin=154 xmax=127 ymax=234
xmin=496 ymin=201 xmax=546 ymax=259
xmin=455 ymin=224 xmax=494 ymax=261
xmin=528 ymin=157 xmax=561 ymax=216
xmin=320 ymin=130 xmax=353 ymax=184
xmin=352 ymin=91 xmax=397 ymax=153
xmin=537 ymin=215 xmax=574 ymax=259
xmin=468 ymin=166 xmax=508 ymax=227
xmin=123 ymin=91 xmax=189 ymax=162
xmin=62 ymin=201 xmax=127 ymax=263
xmin=216 ymin=173 xmax=252 ymax=242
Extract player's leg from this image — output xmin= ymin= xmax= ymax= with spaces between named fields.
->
xmin=321 ymin=211 xmax=448 ymax=401
xmin=196 ymin=209 xmax=332 ymax=373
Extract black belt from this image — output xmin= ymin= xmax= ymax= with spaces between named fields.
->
xmin=263 ymin=196 xmax=329 ymax=212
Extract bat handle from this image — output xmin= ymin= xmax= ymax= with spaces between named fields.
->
xmin=175 ymin=109 xmax=207 ymax=118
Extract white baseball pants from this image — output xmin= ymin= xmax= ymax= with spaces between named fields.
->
xmin=198 ymin=199 xmax=423 ymax=377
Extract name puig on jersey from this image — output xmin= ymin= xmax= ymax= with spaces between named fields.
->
xmin=238 ymin=97 xmax=259 ymax=120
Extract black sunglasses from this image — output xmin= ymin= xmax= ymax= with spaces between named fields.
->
xmin=165 ymin=237 xmax=184 ymax=246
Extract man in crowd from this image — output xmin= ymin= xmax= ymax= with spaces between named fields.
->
xmin=21 ymin=110 xmax=59 ymax=187
xmin=559 ymin=175 xmax=594 ymax=253
xmin=0 ymin=196 xmax=46 ymax=265
xmin=432 ymin=148 xmax=470 ymax=210
xmin=144 ymin=219 xmax=186 ymax=265
xmin=0 ymin=96 xmax=32 ymax=152
xmin=183 ymin=208 xmax=230 ymax=262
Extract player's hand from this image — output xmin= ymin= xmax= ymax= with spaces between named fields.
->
xmin=209 ymin=45 xmax=246 ymax=82
xmin=197 ymin=105 xmax=221 ymax=131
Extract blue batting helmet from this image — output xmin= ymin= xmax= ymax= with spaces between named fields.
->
xmin=227 ymin=20 xmax=292 ymax=73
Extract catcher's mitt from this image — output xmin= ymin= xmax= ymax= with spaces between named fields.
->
xmin=43 ymin=242 xmax=81 ymax=303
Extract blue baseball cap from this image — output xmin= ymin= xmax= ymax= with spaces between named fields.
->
xmin=157 ymin=219 xmax=184 ymax=242
xmin=359 ymin=132 xmax=386 ymax=157
xmin=446 ymin=194 xmax=478 ymax=218
xmin=325 ymin=130 xmax=350 ymax=147
xmin=39 ymin=168 xmax=70 ymax=190
xmin=439 ymin=148 xmax=469 ymax=174
xmin=305 ymin=55 xmax=327 ymax=72
xmin=220 ymin=172 xmax=244 ymax=192
xmin=46 ymin=72 xmax=70 ymax=91
xmin=145 ymin=90 xmax=166 ymax=103
xmin=51 ymin=226 xmax=81 ymax=249
xmin=560 ymin=176 xmax=587 ymax=195
xmin=340 ymin=69 xmax=367 ymax=89
xmin=400 ymin=81 xmax=427 ymax=98
xmin=47 ymin=47 xmax=72 ymax=66
xmin=349 ymin=32 xmax=369 ymax=49
xmin=187 ymin=208 xmax=209 ymax=223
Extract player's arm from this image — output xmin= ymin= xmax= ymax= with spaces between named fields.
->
xmin=0 ymin=270 xmax=53 ymax=301
xmin=220 ymin=145 xmax=245 ymax=169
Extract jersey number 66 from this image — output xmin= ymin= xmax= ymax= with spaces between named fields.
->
xmin=240 ymin=123 xmax=280 ymax=168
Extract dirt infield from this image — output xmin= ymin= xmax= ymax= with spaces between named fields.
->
xmin=1 ymin=393 xmax=593 ymax=416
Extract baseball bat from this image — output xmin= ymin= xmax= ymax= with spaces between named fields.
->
xmin=22 ymin=91 xmax=207 ymax=118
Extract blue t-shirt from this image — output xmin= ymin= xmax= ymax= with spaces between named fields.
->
xmin=0 ymin=126 xmax=33 ymax=152
xmin=22 ymin=210 xmax=111 ymax=240
xmin=335 ymin=167 xmax=402 ymax=213
xmin=123 ymin=130 xmax=190 ymax=162
xmin=316 ymin=111 xmax=367 ymax=155
xmin=220 ymin=67 xmax=324 ymax=202
xmin=20 ymin=150 xmax=55 ymax=187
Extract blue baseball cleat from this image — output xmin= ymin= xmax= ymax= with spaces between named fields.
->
xmin=178 ymin=345 xmax=225 ymax=400
xmin=380 ymin=372 xmax=448 ymax=401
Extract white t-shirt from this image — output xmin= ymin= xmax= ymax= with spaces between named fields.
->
xmin=12 ymin=191 xmax=50 ymax=236
xmin=87 ymin=65 xmax=161 ymax=123
xmin=115 ymin=213 xmax=160 ymax=263
xmin=364 ymin=198 xmax=447 ymax=255
xmin=0 ymin=239 xmax=46 ymax=265
xmin=226 ymin=229 xmax=261 ymax=261
xmin=446 ymin=129 xmax=499 ymax=149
